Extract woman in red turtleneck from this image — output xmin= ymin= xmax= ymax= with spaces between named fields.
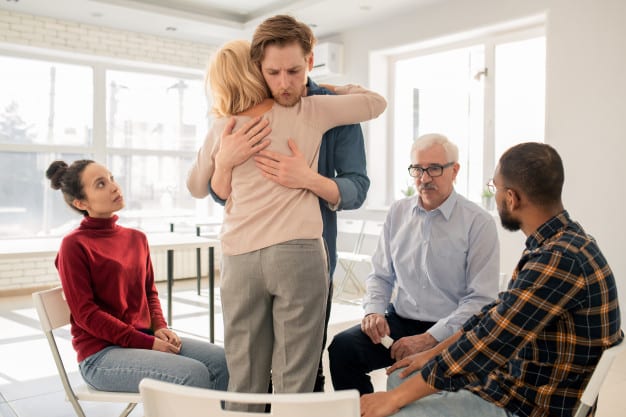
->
xmin=46 ymin=159 xmax=228 ymax=393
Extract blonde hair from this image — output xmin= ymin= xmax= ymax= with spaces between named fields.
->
xmin=206 ymin=40 xmax=270 ymax=117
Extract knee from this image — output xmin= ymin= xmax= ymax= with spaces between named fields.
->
xmin=387 ymin=368 xmax=420 ymax=391
xmin=205 ymin=346 xmax=229 ymax=391
xmin=184 ymin=364 xmax=215 ymax=389
xmin=328 ymin=329 xmax=357 ymax=364
xmin=386 ymin=369 xmax=404 ymax=390
xmin=328 ymin=332 xmax=345 ymax=359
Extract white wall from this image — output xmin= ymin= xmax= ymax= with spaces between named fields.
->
xmin=0 ymin=10 xmax=214 ymax=69
xmin=545 ymin=0 xmax=626 ymax=320
xmin=331 ymin=0 xmax=626 ymax=321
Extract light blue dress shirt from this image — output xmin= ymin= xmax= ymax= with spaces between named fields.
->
xmin=363 ymin=190 xmax=500 ymax=342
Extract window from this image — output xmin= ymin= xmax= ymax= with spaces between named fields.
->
xmin=390 ymin=29 xmax=545 ymax=203
xmin=0 ymin=53 xmax=208 ymax=238
xmin=0 ymin=56 xmax=93 ymax=146
xmin=393 ymin=46 xmax=485 ymax=199
xmin=106 ymin=71 xmax=205 ymax=152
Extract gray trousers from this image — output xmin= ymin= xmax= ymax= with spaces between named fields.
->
xmin=221 ymin=238 xmax=329 ymax=411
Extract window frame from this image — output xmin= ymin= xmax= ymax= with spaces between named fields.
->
xmin=366 ymin=23 xmax=545 ymax=209
xmin=0 ymin=46 xmax=209 ymax=238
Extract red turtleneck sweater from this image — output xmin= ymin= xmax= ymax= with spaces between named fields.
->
xmin=55 ymin=215 xmax=168 ymax=362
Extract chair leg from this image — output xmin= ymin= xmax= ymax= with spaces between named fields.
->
xmin=67 ymin=396 xmax=88 ymax=417
xmin=334 ymin=261 xmax=364 ymax=303
xmin=119 ymin=402 xmax=138 ymax=417
xmin=333 ymin=261 xmax=352 ymax=299
xmin=345 ymin=269 xmax=366 ymax=295
xmin=573 ymin=404 xmax=591 ymax=417
xmin=196 ymin=247 xmax=202 ymax=295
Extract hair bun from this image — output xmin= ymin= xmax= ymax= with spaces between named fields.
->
xmin=46 ymin=160 xmax=68 ymax=190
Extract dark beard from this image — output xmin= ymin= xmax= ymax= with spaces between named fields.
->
xmin=499 ymin=204 xmax=521 ymax=232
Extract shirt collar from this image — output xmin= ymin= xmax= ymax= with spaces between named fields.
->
xmin=307 ymin=77 xmax=332 ymax=96
xmin=413 ymin=189 xmax=458 ymax=220
xmin=525 ymin=210 xmax=571 ymax=250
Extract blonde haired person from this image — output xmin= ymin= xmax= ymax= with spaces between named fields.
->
xmin=187 ymin=39 xmax=386 ymax=409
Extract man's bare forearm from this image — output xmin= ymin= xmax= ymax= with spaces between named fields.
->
xmin=210 ymin=162 xmax=233 ymax=200
xmin=305 ymin=173 xmax=340 ymax=206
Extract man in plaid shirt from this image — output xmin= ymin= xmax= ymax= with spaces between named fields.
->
xmin=361 ymin=142 xmax=622 ymax=417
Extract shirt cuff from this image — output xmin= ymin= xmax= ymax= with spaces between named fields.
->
xmin=363 ymin=303 xmax=387 ymax=316
xmin=426 ymin=321 xmax=455 ymax=342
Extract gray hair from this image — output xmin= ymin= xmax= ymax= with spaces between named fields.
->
xmin=411 ymin=133 xmax=459 ymax=163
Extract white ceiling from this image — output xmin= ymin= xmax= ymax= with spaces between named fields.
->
xmin=0 ymin=0 xmax=441 ymax=45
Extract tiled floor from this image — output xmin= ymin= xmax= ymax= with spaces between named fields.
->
xmin=0 ymin=278 xmax=384 ymax=417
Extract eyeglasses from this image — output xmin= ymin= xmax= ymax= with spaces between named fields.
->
xmin=407 ymin=162 xmax=454 ymax=178
xmin=486 ymin=179 xmax=511 ymax=194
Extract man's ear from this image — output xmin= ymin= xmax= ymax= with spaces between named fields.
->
xmin=307 ymin=52 xmax=314 ymax=72
xmin=506 ymin=188 xmax=522 ymax=211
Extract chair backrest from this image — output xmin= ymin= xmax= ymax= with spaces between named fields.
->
xmin=361 ymin=220 xmax=384 ymax=239
xmin=337 ymin=218 xmax=366 ymax=251
xmin=32 ymin=286 xmax=72 ymax=331
xmin=140 ymin=378 xmax=360 ymax=417
xmin=337 ymin=219 xmax=383 ymax=254
xmin=573 ymin=339 xmax=626 ymax=417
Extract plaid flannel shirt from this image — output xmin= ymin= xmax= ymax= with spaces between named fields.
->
xmin=421 ymin=211 xmax=623 ymax=417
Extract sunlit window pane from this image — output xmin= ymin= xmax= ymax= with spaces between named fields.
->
xmin=106 ymin=71 xmax=207 ymax=151
xmin=0 ymin=152 xmax=92 ymax=238
xmin=0 ymin=56 xmax=93 ymax=146
xmin=494 ymin=37 xmax=546 ymax=163
xmin=391 ymin=33 xmax=545 ymax=205
xmin=110 ymin=154 xmax=198 ymax=231
xmin=394 ymin=46 xmax=484 ymax=200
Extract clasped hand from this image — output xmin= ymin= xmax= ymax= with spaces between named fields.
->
xmin=152 ymin=328 xmax=182 ymax=354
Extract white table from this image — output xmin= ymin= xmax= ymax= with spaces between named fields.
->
xmin=168 ymin=218 xmax=222 ymax=296
xmin=0 ymin=232 xmax=219 ymax=341
xmin=147 ymin=233 xmax=219 ymax=342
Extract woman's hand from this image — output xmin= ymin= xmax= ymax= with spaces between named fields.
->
xmin=152 ymin=328 xmax=181 ymax=353
xmin=360 ymin=392 xmax=400 ymax=417
xmin=215 ymin=116 xmax=271 ymax=170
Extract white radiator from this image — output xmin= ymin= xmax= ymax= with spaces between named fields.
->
xmin=151 ymin=247 xmax=221 ymax=282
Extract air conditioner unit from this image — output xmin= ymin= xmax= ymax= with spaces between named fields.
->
xmin=311 ymin=42 xmax=344 ymax=80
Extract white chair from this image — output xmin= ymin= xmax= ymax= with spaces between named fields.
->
xmin=335 ymin=219 xmax=383 ymax=301
xmin=32 ymin=286 xmax=141 ymax=417
xmin=573 ymin=339 xmax=626 ymax=417
xmin=140 ymin=378 xmax=360 ymax=417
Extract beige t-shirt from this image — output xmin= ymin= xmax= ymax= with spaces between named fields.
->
xmin=187 ymin=85 xmax=386 ymax=256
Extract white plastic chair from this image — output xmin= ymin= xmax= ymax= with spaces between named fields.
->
xmin=335 ymin=219 xmax=383 ymax=301
xmin=140 ymin=378 xmax=360 ymax=417
xmin=32 ymin=286 xmax=141 ymax=417
xmin=573 ymin=339 xmax=626 ymax=417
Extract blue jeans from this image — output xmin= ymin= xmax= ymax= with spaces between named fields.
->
xmin=386 ymin=370 xmax=516 ymax=417
xmin=79 ymin=337 xmax=228 ymax=393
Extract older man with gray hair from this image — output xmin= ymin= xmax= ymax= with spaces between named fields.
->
xmin=328 ymin=133 xmax=500 ymax=395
